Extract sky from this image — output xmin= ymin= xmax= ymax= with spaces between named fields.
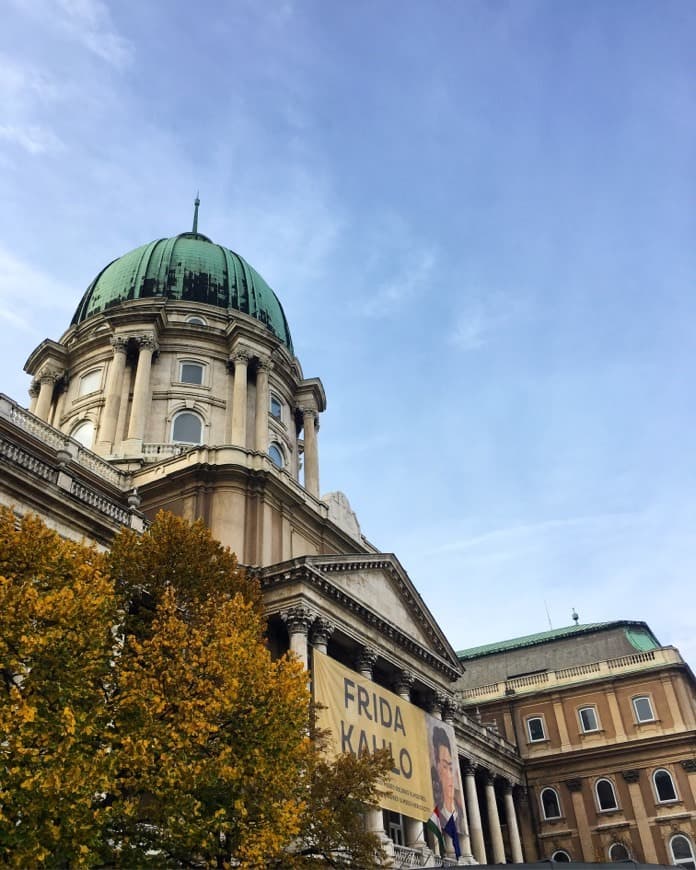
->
xmin=1 ymin=0 xmax=695 ymax=667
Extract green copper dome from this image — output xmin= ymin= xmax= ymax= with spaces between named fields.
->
xmin=71 ymin=231 xmax=293 ymax=351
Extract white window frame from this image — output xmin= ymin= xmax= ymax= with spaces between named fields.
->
xmin=186 ymin=315 xmax=207 ymax=326
xmin=595 ymin=778 xmax=619 ymax=812
xmin=609 ymin=842 xmax=631 ymax=862
xmin=78 ymin=368 xmax=102 ymax=397
xmin=632 ymin=695 xmax=655 ymax=723
xmin=578 ymin=705 xmax=599 ymax=733
xmin=670 ymin=834 xmax=696 ymax=869
xmin=268 ymin=441 xmax=284 ymax=469
xmin=551 ymin=850 xmax=571 ymax=863
xmin=178 ymin=360 xmax=205 ymax=386
xmin=540 ymin=787 xmax=562 ymax=820
xmin=653 ymin=768 xmax=678 ymax=803
xmin=270 ymin=392 xmax=283 ymax=422
xmin=526 ymin=716 xmax=547 ymax=742
xmin=171 ymin=410 xmax=203 ymax=445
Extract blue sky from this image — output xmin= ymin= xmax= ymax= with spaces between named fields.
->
xmin=1 ymin=0 xmax=695 ymax=666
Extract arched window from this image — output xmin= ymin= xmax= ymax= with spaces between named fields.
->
xmin=78 ymin=369 xmax=101 ymax=396
xmin=670 ymin=835 xmax=696 ymax=869
xmin=632 ymin=695 xmax=655 ymax=722
xmin=71 ymin=420 xmax=94 ymax=448
xmin=541 ymin=787 xmax=561 ymax=820
xmin=578 ymin=706 xmax=599 ymax=732
xmin=527 ymin=716 xmax=546 ymax=742
xmin=268 ymin=442 xmax=284 ymax=469
xmin=596 ymin=778 xmax=619 ymax=811
xmin=609 ymin=842 xmax=630 ymax=862
xmin=654 ymin=769 xmax=678 ymax=803
xmin=172 ymin=412 xmax=203 ymax=444
xmin=186 ymin=315 xmax=206 ymax=326
xmin=551 ymin=850 xmax=571 ymax=862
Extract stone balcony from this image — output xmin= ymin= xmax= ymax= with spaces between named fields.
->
xmin=458 ymin=647 xmax=684 ymax=704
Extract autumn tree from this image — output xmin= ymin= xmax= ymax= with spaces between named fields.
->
xmin=1 ymin=509 xmax=393 ymax=868
xmin=0 ymin=509 xmax=115 ymax=867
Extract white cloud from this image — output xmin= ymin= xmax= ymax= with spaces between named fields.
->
xmin=448 ymin=287 xmax=532 ymax=351
xmin=0 ymin=247 xmax=74 ymax=332
xmin=10 ymin=0 xmax=134 ymax=68
xmin=0 ymin=124 xmax=63 ymax=155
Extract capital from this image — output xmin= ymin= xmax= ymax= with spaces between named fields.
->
xmin=310 ymin=616 xmax=335 ymax=648
xmin=136 ymin=334 xmax=158 ymax=352
xmin=681 ymin=759 xmax=696 ymax=773
xmin=111 ymin=335 xmax=128 ymax=354
xmin=28 ymin=380 xmax=40 ymax=398
xmin=429 ymin=690 xmax=449 ymax=716
xmin=300 ymin=407 xmax=319 ymax=423
xmin=443 ymin=697 xmax=459 ymax=722
xmin=280 ymin=605 xmax=315 ymax=636
xmin=565 ymin=777 xmax=584 ymax=792
xmin=256 ymin=355 xmax=272 ymax=373
xmin=231 ymin=348 xmax=251 ymax=366
xmin=38 ymin=367 xmax=61 ymax=385
xmin=356 ymin=646 xmax=378 ymax=676
xmin=395 ymin=668 xmax=415 ymax=696
xmin=621 ymin=769 xmax=641 ymax=784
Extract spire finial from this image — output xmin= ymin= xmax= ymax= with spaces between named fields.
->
xmin=192 ymin=192 xmax=200 ymax=234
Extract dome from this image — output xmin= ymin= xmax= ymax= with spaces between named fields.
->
xmin=71 ymin=229 xmax=293 ymax=352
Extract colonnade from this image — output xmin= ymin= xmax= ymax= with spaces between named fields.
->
xmin=31 ymin=335 xmax=321 ymax=495
xmin=279 ymin=605 xmax=527 ymax=865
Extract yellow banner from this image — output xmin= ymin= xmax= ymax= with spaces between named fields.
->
xmin=313 ymin=651 xmax=463 ymax=821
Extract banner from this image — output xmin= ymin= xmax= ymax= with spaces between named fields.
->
xmin=313 ymin=651 xmax=463 ymax=822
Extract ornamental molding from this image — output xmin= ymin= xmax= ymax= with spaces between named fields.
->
xmin=231 ymin=348 xmax=251 ymax=365
xmin=356 ymin=646 xmax=378 ymax=675
xmin=680 ymin=759 xmax=696 ymax=773
xmin=621 ymin=769 xmax=641 ymax=784
xmin=280 ymin=604 xmax=315 ymax=636
xmin=310 ymin=616 xmax=335 ymax=648
xmin=111 ymin=335 xmax=129 ymax=353
xmin=260 ymin=556 xmax=462 ymax=680
xmin=565 ymin=778 xmax=583 ymax=792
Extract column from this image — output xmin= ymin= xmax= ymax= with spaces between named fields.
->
xmin=28 ymin=381 xmax=40 ymax=413
xmin=35 ymin=369 xmax=59 ymax=421
xmin=309 ymin=617 xmax=334 ymax=655
xmin=484 ymin=774 xmax=505 ymax=864
xmin=96 ymin=336 xmax=128 ymax=453
xmin=429 ymin=691 xmax=448 ymax=720
xmin=254 ymin=357 xmax=271 ymax=453
xmin=622 ymin=769 xmax=658 ymax=863
xmin=124 ymin=335 xmax=156 ymax=453
xmin=395 ymin=669 xmax=414 ymax=701
xmin=503 ymin=783 xmax=524 ymax=863
xmin=302 ymin=407 xmax=319 ymax=497
xmin=231 ymin=349 xmax=250 ymax=447
xmin=280 ymin=605 xmax=314 ymax=669
xmin=355 ymin=646 xmax=389 ymax=849
xmin=566 ymin=779 xmax=593 ymax=861
xmin=464 ymin=765 xmax=487 ymax=864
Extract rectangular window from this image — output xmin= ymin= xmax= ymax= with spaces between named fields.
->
xmin=180 ymin=362 xmax=204 ymax=385
xmin=527 ymin=716 xmax=546 ymax=742
xmin=79 ymin=369 xmax=101 ymax=396
xmin=579 ymin=706 xmax=599 ymax=732
xmin=632 ymin=696 xmax=655 ymax=723
xmin=270 ymin=394 xmax=282 ymax=421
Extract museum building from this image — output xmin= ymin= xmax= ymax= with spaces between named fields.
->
xmin=1 ymin=206 xmax=694 ymax=867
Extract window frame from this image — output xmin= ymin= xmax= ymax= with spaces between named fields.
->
xmin=540 ymin=787 xmax=562 ymax=820
xmin=526 ymin=715 xmax=547 ymax=743
xmin=670 ymin=834 xmax=696 ymax=869
xmin=178 ymin=360 xmax=205 ymax=386
xmin=268 ymin=441 xmax=284 ymax=469
xmin=78 ymin=368 xmax=102 ymax=397
xmin=653 ymin=768 xmax=678 ymax=803
xmin=551 ymin=850 xmax=571 ymax=862
xmin=578 ymin=705 xmax=600 ymax=733
xmin=70 ymin=419 xmax=95 ymax=448
xmin=632 ymin=695 xmax=655 ymax=723
xmin=171 ymin=410 xmax=204 ymax=445
xmin=595 ymin=778 xmax=619 ymax=812
xmin=270 ymin=392 xmax=283 ymax=422
xmin=186 ymin=315 xmax=207 ymax=326
xmin=608 ymin=842 xmax=631 ymax=862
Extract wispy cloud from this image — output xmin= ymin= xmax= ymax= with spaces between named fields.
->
xmin=10 ymin=0 xmax=134 ymax=68
xmin=0 ymin=124 xmax=63 ymax=155
xmin=0 ymin=247 xmax=74 ymax=332
xmin=362 ymin=246 xmax=437 ymax=318
xmin=448 ymin=287 xmax=531 ymax=351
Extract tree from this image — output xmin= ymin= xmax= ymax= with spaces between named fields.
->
xmin=0 ymin=509 xmax=116 ymax=867
xmin=1 ymin=509 xmax=393 ymax=868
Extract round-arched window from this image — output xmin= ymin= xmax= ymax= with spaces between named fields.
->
xmin=654 ymin=769 xmax=678 ymax=803
xmin=609 ymin=842 xmax=630 ymax=862
xmin=71 ymin=420 xmax=95 ymax=448
xmin=172 ymin=412 xmax=203 ymax=444
xmin=186 ymin=315 xmax=206 ymax=326
xmin=541 ymin=787 xmax=561 ymax=820
xmin=596 ymin=778 xmax=619 ymax=811
xmin=670 ymin=834 xmax=696 ymax=869
xmin=268 ymin=442 xmax=284 ymax=468
xmin=551 ymin=850 xmax=571 ymax=862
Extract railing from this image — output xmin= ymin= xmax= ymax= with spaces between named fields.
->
xmin=0 ymin=395 xmax=127 ymax=487
xmin=142 ymin=442 xmax=191 ymax=459
xmin=459 ymin=647 xmax=681 ymax=703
